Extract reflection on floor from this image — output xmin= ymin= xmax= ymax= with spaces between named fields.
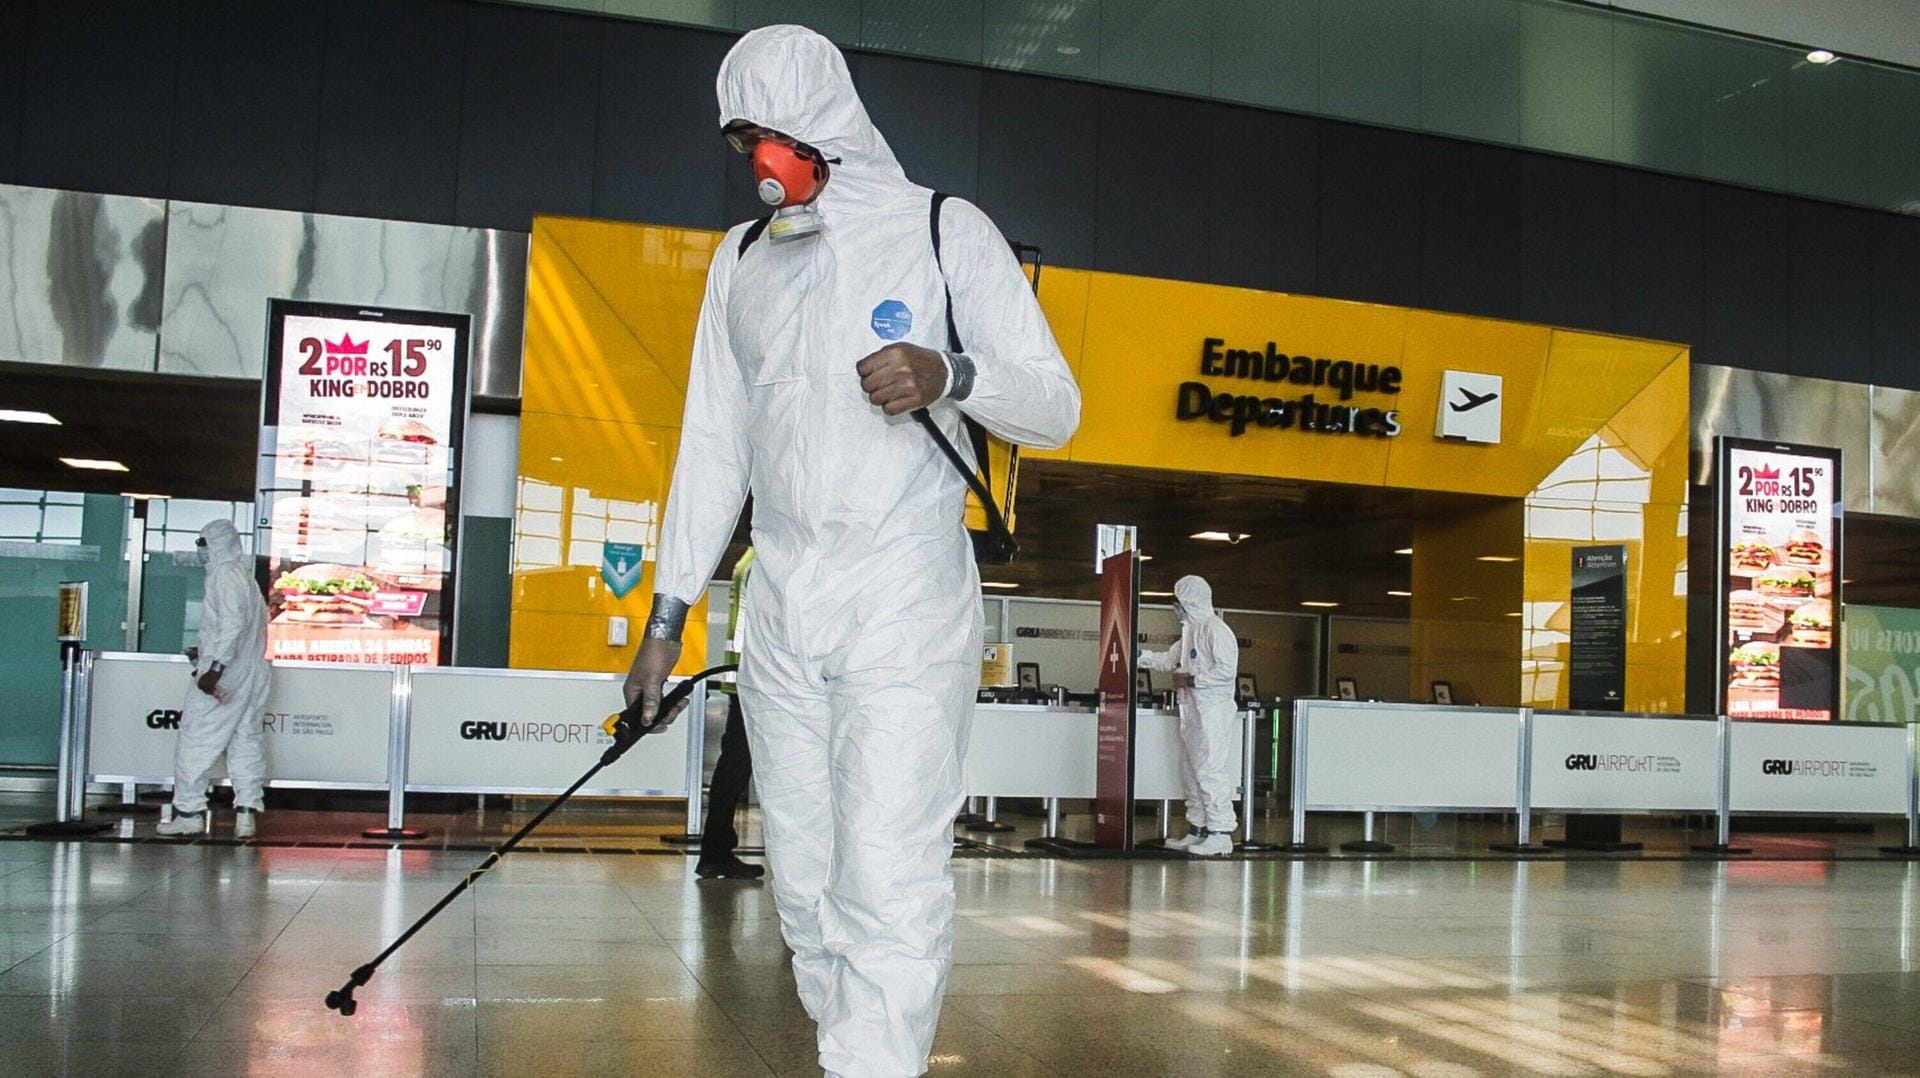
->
xmin=3 ymin=829 xmax=1919 ymax=1076
xmin=2 ymin=791 xmax=1910 ymax=862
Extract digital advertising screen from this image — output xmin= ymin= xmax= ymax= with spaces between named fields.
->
xmin=258 ymin=300 xmax=470 ymax=666
xmin=1717 ymin=438 xmax=1842 ymax=721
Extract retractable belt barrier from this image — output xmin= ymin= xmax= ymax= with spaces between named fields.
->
xmin=77 ymin=652 xmax=709 ymax=839
xmin=1288 ymin=699 xmax=1920 ymax=854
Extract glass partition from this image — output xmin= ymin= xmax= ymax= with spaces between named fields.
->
xmin=0 ymin=490 xmax=130 ymax=765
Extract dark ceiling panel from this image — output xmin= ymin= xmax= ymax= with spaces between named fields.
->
xmin=0 ymin=365 xmax=259 ymax=502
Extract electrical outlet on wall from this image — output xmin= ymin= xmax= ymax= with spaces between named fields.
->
xmin=607 ymin=616 xmax=628 ymax=647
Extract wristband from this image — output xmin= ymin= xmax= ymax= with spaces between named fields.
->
xmin=644 ymin=595 xmax=690 ymax=642
xmin=943 ymin=350 xmax=976 ymax=402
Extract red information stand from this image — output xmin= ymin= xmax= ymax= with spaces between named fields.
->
xmin=1092 ymin=551 xmax=1139 ymax=850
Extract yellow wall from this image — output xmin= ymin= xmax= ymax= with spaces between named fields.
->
xmin=513 ymin=218 xmax=1690 ymax=708
xmin=511 ymin=217 xmax=720 ymax=673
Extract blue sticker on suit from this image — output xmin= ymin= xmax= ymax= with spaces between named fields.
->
xmin=870 ymin=299 xmax=913 ymax=340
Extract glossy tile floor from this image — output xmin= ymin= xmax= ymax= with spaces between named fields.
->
xmin=4 ymin=838 xmax=1920 ymax=1078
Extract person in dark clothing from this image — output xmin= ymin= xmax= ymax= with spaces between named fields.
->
xmin=697 ymin=548 xmax=764 ymax=881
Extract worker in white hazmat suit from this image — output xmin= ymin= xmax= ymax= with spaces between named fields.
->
xmin=1138 ymin=575 xmax=1241 ymax=857
xmin=622 ymin=24 xmax=1079 ymax=1078
xmin=157 ymin=519 xmax=271 ymax=839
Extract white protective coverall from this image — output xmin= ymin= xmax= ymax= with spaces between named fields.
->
xmin=172 ymin=519 xmax=271 ymax=814
xmin=1139 ymin=576 xmax=1241 ymax=835
xmin=651 ymin=25 xmax=1080 ymax=1078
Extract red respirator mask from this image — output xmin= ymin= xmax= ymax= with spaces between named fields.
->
xmin=750 ymin=140 xmax=830 ymax=242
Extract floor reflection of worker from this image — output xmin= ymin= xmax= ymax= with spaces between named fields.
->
xmin=1138 ymin=575 xmax=1240 ymax=857
xmin=698 ymin=547 xmax=763 ymax=881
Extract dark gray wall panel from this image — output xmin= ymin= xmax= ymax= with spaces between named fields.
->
xmin=1788 ymin=201 xmax=1876 ymax=383
xmin=17 ymin=0 xmax=179 ymax=196
xmin=315 ymin=0 xmax=467 ymax=224
xmin=1699 ymin=187 xmax=1790 ymax=374
xmin=170 ymin=0 xmax=324 ymax=212
xmin=1870 ymin=216 xmax=1920 ymax=390
xmin=0 ymin=2 xmax=24 ymax=183
xmin=1519 ymin=154 xmax=1613 ymax=332
xmin=1421 ymin=140 xmax=1522 ymax=320
xmin=1206 ymin=104 xmax=1318 ymax=296
xmin=454 ymin=4 xmax=601 ymax=231
xmin=1317 ymin=125 xmax=1422 ymax=309
xmin=1611 ymin=171 xmax=1703 ymax=346
xmin=977 ymin=71 xmax=1098 ymax=269
xmin=595 ymin=21 xmax=732 ymax=230
xmin=855 ymin=54 xmax=981 ymax=202
xmin=1095 ymin=89 xmax=1211 ymax=283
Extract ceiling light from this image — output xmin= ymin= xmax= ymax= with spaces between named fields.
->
xmin=1505 ymin=611 xmax=1523 ymax=617
xmin=1138 ymin=554 xmax=1152 ymax=562
xmin=1055 ymin=44 xmax=1082 ymax=56
xmin=1387 ymin=590 xmax=1412 ymax=598
xmin=0 ymin=409 xmax=60 ymax=425
xmin=1476 ymin=555 xmax=1519 ymax=563
xmin=1806 ymin=48 xmax=1837 ymax=64
xmin=1190 ymin=531 xmax=1250 ymax=543
xmin=1449 ymin=595 xmax=1478 ymax=602
xmin=980 ymin=581 xmax=1020 ymax=590
xmin=1141 ymin=590 xmax=1175 ymax=597
xmin=61 ymin=458 xmax=128 ymax=472
xmin=1301 ymin=600 xmax=1340 ymax=609
xmin=121 ymin=492 xmax=169 ymax=501
xmin=1395 ymin=547 xmax=1413 ymax=556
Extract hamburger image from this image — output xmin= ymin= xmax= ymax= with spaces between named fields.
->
xmin=377 ymin=508 xmax=446 ymax=576
xmin=1730 ymin=539 xmax=1774 ymax=572
xmin=1755 ymin=567 xmax=1816 ymax=600
xmin=377 ymin=418 xmax=438 ymax=446
xmin=274 ymin=564 xmax=376 ymax=626
xmin=1730 ymin=641 xmax=1781 ymax=689
xmin=1727 ymin=589 xmax=1772 ymax=630
xmin=1782 ymin=528 xmax=1825 ymax=567
xmin=1788 ymin=599 xmax=1833 ymax=647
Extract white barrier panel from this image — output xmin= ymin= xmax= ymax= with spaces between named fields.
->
xmin=1729 ymin=721 xmax=1910 ymax=815
xmin=87 ymin=652 xmax=392 ymax=787
xmin=1135 ymin=711 xmax=1244 ymax=801
xmin=406 ymin=667 xmax=690 ymax=795
xmin=1301 ymin=701 xmax=1521 ymax=810
xmin=964 ymin=706 xmax=1096 ymax=798
xmin=1529 ymin=712 xmax=1719 ymax=812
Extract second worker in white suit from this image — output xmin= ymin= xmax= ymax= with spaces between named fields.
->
xmin=1140 ymin=575 xmax=1241 ymax=857
xmin=622 ymin=24 xmax=1081 ymax=1078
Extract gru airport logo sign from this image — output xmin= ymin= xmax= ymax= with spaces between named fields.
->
xmin=1176 ymin=338 xmax=1404 ymax=439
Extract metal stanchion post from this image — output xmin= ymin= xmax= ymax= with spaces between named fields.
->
xmin=1159 ymin=800 xmax=1173 ymax=839
xmin=1493 ymin=707 xmax=1550 ymax=853
xmin=363 ymin=667 xmax=426 ymax=841
xmin=663 ymin=679 xmax=712 ymax=846
xmin=1692 ymin=713 xmax=1750 ymax=854
xmin=965 ymin=793 xmax=1014 ymax=833
xmin=1279 ymin=699 xmax=1325 ymax=853
xmin=29 ymin=646 xmax=108 ymax=837
xmin=1045 ymin=797 xmax=1060 ymax=839
xmin=1340 ymin=809 xmax=1395 ymax=853
xmin=1881 ymin=722 xmax=1920 ymax=857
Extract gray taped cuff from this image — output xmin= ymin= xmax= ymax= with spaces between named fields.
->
xmin=944 ymin=350 xmax=976 ymax=402
xmin=644 ymin=595 xmax=690 ymax=642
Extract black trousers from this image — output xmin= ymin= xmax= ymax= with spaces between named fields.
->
xmin=698 ymin=693 xmax=753 ymax=861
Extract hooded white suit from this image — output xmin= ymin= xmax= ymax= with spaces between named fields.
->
xmin=173 ymin=519 xmax=271 ymax=814
xmin=1139 ymin=575 xmax=1241 ymax=836
xmin=650 ymin=25 xmax=1080 ymax=1078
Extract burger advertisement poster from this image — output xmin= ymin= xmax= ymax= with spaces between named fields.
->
xmin=258 ymin=300 xmax=470 ymax=666
xmin=1717 ymin=438 xmax=1841 ymax=721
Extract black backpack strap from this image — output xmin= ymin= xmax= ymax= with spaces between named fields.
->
xmin=917 ymin=191 xmax=1017 ymax=562
xmin=736 ymin=215 xmax=771 ymax=257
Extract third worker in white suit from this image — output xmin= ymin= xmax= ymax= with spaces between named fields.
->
xmin=1139 ymin=575 xmax=1241 ymax=857
xmin=622 ymin=24 xmax=1081 ymax=1078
